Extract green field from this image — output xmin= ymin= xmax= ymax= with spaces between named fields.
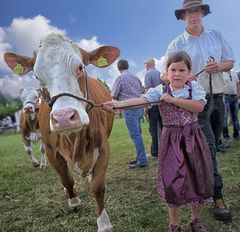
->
xmin=0 ymin=118 xmax=239 ymax=232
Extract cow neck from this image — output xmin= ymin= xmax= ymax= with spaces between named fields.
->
xmin=26 ymin=112 xmax=39 ymax=132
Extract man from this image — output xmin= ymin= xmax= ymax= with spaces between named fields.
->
xmin=144 ymin=58 xmax=162 ymax=158
xmin=163 ymin=0 xmax=234 ymax=221
xmin=222 ymin=71 xmax=240 ymax=143
xmin=111 ymin=59 xmax=148 ymax=168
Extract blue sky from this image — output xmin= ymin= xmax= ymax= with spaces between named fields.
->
xmin=0 ymin=0 xmax=239 ymax=98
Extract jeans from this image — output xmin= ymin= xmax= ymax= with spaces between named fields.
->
xmin=124 ymin=109 xmax=148 ymax=165
xmin=198 ymin=94 xmax=225 ymax=200
xmin=148 ymin=105 xmax=162 ymax=157
xmin=223 ymin=95 xmax=239 ymax=140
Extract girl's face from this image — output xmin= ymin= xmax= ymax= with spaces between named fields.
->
xmin=166 ymin=61 xmax=190 ymax=90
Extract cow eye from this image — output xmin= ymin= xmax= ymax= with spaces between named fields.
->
xmin=78 ymin=65 xmax=83 ymax=71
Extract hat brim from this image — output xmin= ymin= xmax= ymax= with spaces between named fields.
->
xmin=175 ymin=4 xmax=211 ymax=20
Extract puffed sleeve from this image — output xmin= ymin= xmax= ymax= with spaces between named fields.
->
xmin=191 ymin=81 xmax=207 ymax=104
xmin=143 ymin=84 xmax=163 ymax=102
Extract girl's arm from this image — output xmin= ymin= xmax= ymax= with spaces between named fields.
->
xmin=160 ymin=93 xmax=204 ymax=113
xmin=103 ymin=97 xmax=148 ymax=112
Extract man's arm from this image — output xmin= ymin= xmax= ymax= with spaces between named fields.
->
xmin=205 ymin=60 xmax=234 ymax=74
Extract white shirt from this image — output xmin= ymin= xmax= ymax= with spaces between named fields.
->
xmin=164 ymin=29 xmax=235 ymax=94
xmin=144 ymin=80 xmax=206 ymax=104
xmin=223 ymin=71 xmax=239 ymax=95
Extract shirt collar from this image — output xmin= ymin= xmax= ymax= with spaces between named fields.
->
xmin=183 ymin=27 xmax=206 ymax=40
xmin=169 ymin=82 xmax=190 ymax=92
xmin=121 ymin=70 xmax=130 ymax=74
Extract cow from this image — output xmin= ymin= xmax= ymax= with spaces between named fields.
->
xmin=19 ymin=87 xmax=47 ymax=168
xmin=4 ymin=33 xmax=120 ymax=232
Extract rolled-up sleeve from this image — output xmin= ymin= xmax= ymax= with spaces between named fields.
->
xmin=191 ymin=81 xmax=207 ymax=104
xmin=143 ymin=84 xmax=163 ymax=102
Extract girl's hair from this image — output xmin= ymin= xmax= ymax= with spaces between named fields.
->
xmin=166 ymin=51 xmax=192 ymax=70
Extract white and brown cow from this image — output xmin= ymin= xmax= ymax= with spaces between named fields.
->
xmin=4 ymin=33 xmax=119 ymax=232
xmin=19 ymin=87 xmax=47 ymax=168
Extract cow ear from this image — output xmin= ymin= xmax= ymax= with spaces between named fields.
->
xmin=4 ymin=52 xmax=34 ymax=75
xmin=81 ymin=46 xmax=120 ymax=68
xmin=79 ymin=48 xmax=90 ymax=66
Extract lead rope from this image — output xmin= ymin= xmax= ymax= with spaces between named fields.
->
xmin=39 ymin=62 xmax=214 ymax=112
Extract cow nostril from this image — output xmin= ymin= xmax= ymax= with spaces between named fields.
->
xmin=70 ymin=114 xmax=75 ymax=120
xmin=70 ymin=110 xmax=78 ymax=121
xmin=52 ymin=115 xmax=59 ymax=125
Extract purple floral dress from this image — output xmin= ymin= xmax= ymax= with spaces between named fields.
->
xmin=157 ymin=82 xmax=214 ymax=207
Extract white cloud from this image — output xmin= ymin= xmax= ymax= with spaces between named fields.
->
xmin=0 ymin=27 xmax=12 ymax=72
xmin=77 ymin=36 xmax=101 ymax=51
xmin=0 ymin=15 xmax=105 ymax=99
xmin=0 ymin=75 xmax=39 ymax=99
xmin=5 ymin=15 xmax=66 ymax=56
xmin=0 ymin=15 xmax=66 ymax=74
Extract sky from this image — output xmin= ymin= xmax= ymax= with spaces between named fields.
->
xmin=0 ymin=0 xmax=240 ymax=99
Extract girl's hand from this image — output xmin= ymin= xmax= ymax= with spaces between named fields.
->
xmin=160 ymin=93 xmax=174 ymax=104
xmin=102 ymin=101 xmax=116 ymax=112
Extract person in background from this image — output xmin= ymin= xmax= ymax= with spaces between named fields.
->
xmin=237 ymin=71 xmax=240 ymax=110
xmin=162 ymin=0 xmax=234 ymax=221
xmin=222 ymin=71 xmax=240 ymax=143
xmin=103 ymin=51 xmax=214 ymax=232
xmin=144 ymin=58 xmax=162 ymax=158
xmin=111 ymin=59 xmax=148 ymax=169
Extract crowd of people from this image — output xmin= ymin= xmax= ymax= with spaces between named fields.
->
xmin=103 ymin=0 xmax=239 ymax=231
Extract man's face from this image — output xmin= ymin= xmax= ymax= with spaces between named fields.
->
xmin=184 ymin=7 xmax=203 ymax=27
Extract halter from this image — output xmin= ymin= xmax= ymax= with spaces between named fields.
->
xmin=37 ymin=66 xmax=101 ymax=112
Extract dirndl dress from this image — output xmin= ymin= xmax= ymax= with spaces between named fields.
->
xmin=157 ymin=82 xmax=214 ymax=207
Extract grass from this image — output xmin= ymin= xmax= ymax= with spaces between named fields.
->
xmin=0 ymin=117 xmax=240 ymax=232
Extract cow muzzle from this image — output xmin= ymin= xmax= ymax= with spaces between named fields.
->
xmin=50 ymin=107 xmax=88 ymax=134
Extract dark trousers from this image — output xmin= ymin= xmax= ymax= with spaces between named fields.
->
xmin=198 ymin=94 xmax=225 ymax=200
xmin=223 ymin=95 xmax=239 ymax=140
xmin=148 ymin=105 xmax=162 ymax=157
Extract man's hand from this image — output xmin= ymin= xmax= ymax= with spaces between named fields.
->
xmin=205 ymin=60 xmax=220 ymax=74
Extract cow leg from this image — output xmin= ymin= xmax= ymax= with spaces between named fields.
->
xmin=24 ymin=144 xmax=40 ymax=167
xmin=90 ymin=147 xmax=112 ymax=232
xmin=39 ymin=143 xmax=48 ymax=168
xmin=45 ymin=148 xmax=81 ymax=210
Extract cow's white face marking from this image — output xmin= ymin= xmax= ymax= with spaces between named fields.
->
xmin=20 ymin=88 xmax=39 ymax=116
xmin=34 ymin=33 xmax=89 ymax=133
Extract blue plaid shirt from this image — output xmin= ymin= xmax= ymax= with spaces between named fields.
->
xmin=111 ymin=70 xmax=142 ymax=101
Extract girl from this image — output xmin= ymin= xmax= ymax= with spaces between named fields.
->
xmin=103 ymin=51 xmax=214 ymax=232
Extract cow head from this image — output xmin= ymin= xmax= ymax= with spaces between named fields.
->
xmin=19 ymin=87 xmax=40 ymax=118
xmin=4 ymin=33 xmax=120 ymax=134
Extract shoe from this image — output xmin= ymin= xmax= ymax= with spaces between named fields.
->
xmin=213 ymin=199 xmax=232 ymax=221
xmin=129 ymin=163 xmax=148 ymax=169
xmin=168 ymin=224 xmax=181 ymax=232
xmin=190 ymin=218 xmax=208 ymax=232
xmin=129 ymin=159 xmax=137 ymax=165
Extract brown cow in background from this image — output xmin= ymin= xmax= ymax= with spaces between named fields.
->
xmin=4 ymin=33 xmax=119 ymax=232
xmin=19 ymin=87 xmax=47 ymax=168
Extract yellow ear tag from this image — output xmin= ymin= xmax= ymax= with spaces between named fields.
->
xmin=96 ymin=56 xmax=108 ymax=67
xmin=14 ymin=62 xmax=25 ymax=74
